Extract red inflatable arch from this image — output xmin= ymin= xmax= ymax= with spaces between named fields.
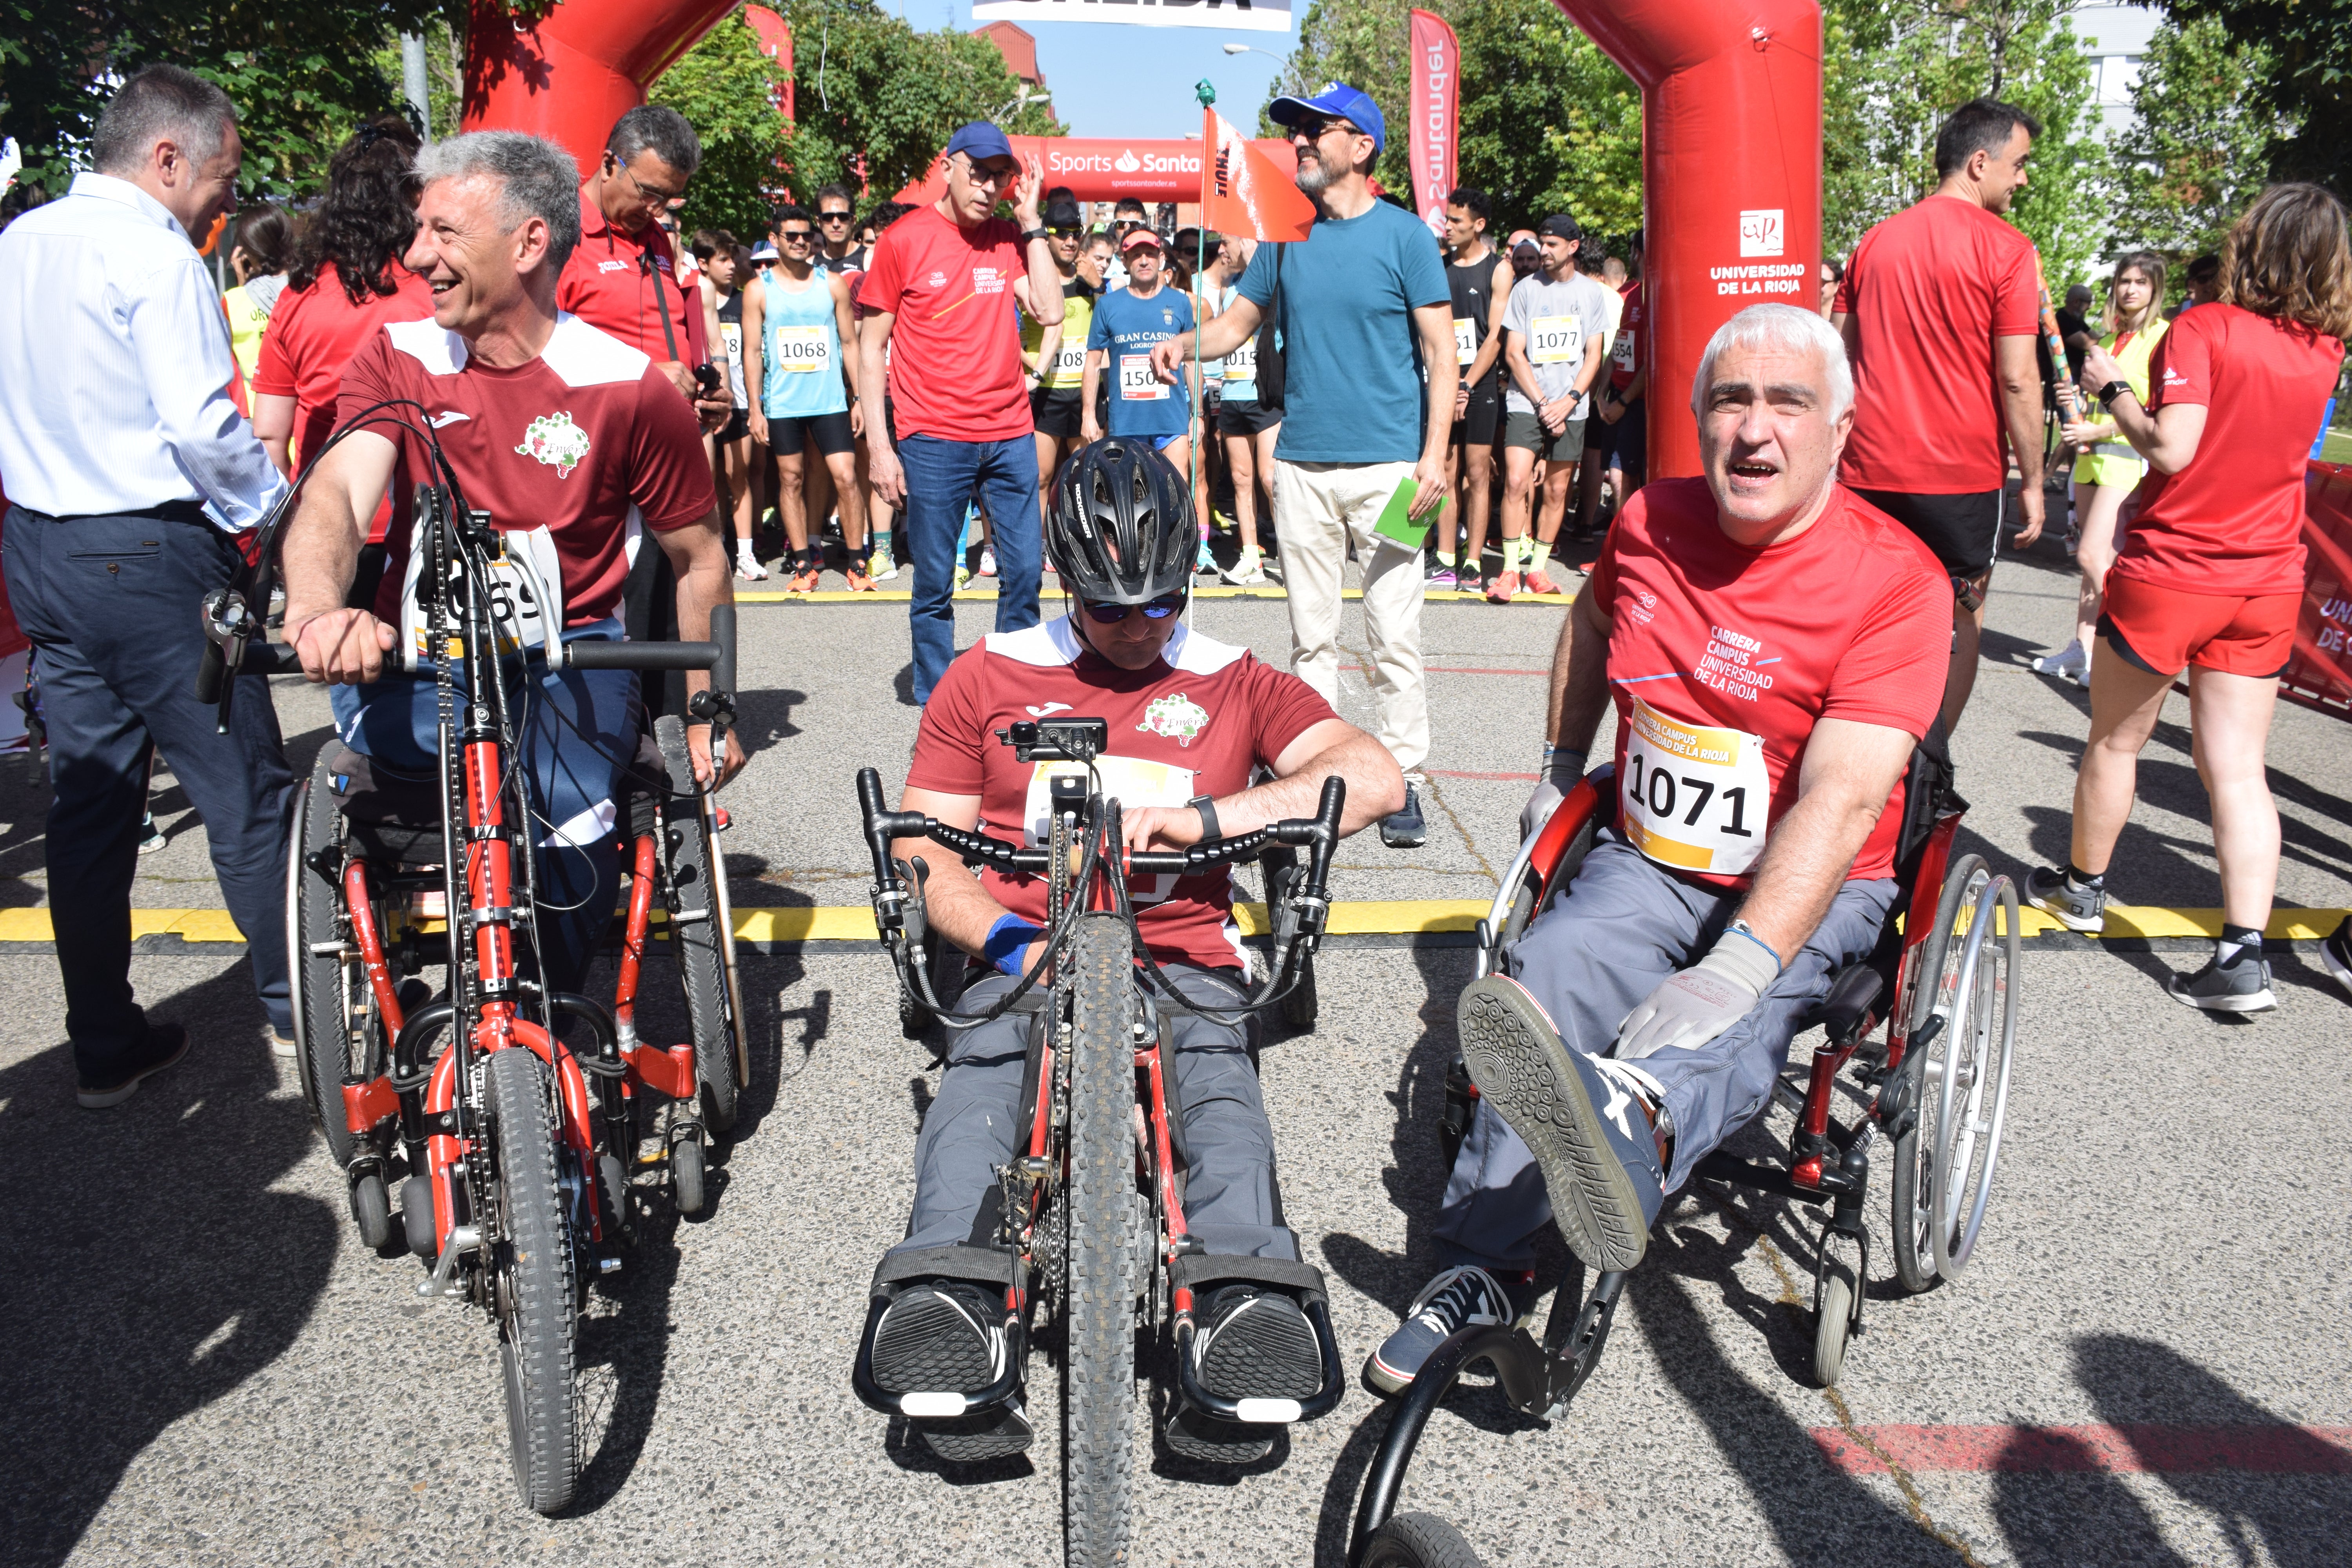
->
xmin=460 ymin=0 xmax=740 ymax=179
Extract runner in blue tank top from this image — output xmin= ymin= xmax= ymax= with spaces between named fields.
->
xmin=742 ymin=203 xmax=869 ymax=592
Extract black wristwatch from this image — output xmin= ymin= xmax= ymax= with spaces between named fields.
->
xmin=2098 ymin=379 xmax=2134 ymax=405
xmin=1187 ymin=794 xmax=1222 ymax=844
xmin=1020 ymin=227 xmax=1050 ymax=245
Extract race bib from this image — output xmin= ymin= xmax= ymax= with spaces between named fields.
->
xmin=1118 ymin=353 xmax=1167 ymax=401
xmin=1610 ymin=325 xmax=1636 ymax=372
xmin=1223 ymin=337 xmax=1258 ymax=379
xmin=1024 ymin=755 xmax=1196 ymax=906
xmin=1053 ymin=339 xmax=1086 ymax=378
xmin=1619 ymin=696 xmax=1768 ymax=877
xmin=719 ymin=321 xmax=743 ymax=364
xmin=400 ymin=522 xmax=567 ymax=661
xmin=1453 ymin=316 xmax=1479 ymax=367
xmin=772 ymin=323 xmax=829 ymax=373
xmin=1529 ymin=315 xmax=1584 ymax=365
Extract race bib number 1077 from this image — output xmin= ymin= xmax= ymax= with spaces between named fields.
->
xmin=1619 ymin=696 xmax=1768 ymax=877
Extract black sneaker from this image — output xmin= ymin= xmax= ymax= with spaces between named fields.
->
xmin=870 ymin=1280 xmax=1032 ymax=1461
xmin=2321 ymin=916 xmax=2352 ymax=1003
xmin=1365 ymin=1264 xmax=1523 ymax=1396
xmin=1167 ymin=1285 xmax=1321 ymax=1464
xmin=1380 ymin=780 xmax=1427 ymax=849
xmin=76 ymin=1022 xmax=189 ymax=1109
xmin=2168 ymin=951 xmax=2276 ymax=1014
xmin=2024 ymin=865 xmax=2106 ymax=933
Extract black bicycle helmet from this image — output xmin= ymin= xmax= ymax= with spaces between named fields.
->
xmin=1045 ymin=438 xmax=1195 ymax=605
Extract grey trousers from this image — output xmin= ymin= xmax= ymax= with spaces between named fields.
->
xmin=1435 ymin=833 xmax=1895 ymax=1272
xmin=890 ymin=962 xmax=1299 ymax=1265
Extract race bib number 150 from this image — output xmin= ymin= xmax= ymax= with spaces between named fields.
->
xmin=1619 ymin=696 xmax=1768 ymax=877
xmin=1119 ymin=353 xmax=1168 ymax=401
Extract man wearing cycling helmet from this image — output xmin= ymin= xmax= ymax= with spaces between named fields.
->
xmin=864 ymin=438 xmax=1403 ymax=1465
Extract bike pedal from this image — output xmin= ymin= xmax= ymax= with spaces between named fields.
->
xmin=597 ymin=1255 xmax=623 ymax=1276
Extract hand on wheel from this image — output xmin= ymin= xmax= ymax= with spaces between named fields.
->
xmin=1519 ymin=748 xmax=1586 ymax=842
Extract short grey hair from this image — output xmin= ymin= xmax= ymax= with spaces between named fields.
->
xmin=414 ymin=132 xmax=582 ymax=273
xmin=1690 ymin=303 xmax=1854 ymax=423
xmin=92 ymin=65 xmax=236 ymax=176
xmin=607 ymin=105 xmax=701 ymax=178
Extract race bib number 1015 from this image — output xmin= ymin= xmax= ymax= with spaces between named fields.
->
xmin=1619 ymin=696 xmax=1768 ymax=877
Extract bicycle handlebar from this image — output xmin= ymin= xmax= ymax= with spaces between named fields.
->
xmin=561 ymin=639 xmax=722 ymax=672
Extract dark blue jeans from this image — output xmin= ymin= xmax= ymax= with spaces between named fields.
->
xmin=2 ymin=505 xmax=294 ymax=1081
xmin=897 ymin=432 xmax=1042 ymax=703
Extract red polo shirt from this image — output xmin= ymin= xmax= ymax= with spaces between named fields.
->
xmin=555 ymin=184 xmax=708 ymax=368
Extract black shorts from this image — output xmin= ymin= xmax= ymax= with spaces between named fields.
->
xmin=769 ymin=407 xmax=854 ymax=458
xmin=1451 ymin=381 xmax=1500 ymax=449
xmin=1849 ymin=486 xmax=2004 ymax=579
xmin=717 ymin=407 xmax=750 ymax=446
xmin=1599 ymin=397 xmax=1646 ymax=477
xmin=1031 ymin=385 xmax=1084 ymax=439
xmin=1218 ymin=397 xmax=1281 ymax=437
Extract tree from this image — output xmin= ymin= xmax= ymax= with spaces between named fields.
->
xmin=652 ymin=13 xmax=795 ymax=240
xmin=2109 ymin=15 xmax=2278 ymax=273
xmin=2163 ymin=0 xmax=2349 ymax=194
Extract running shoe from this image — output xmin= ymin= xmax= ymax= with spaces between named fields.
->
xmin=1380 ymin=779 xmax=1426 ymax=850
xmin=2320 ymin=916 xmax=2352 ymax=1002
xmin=869 ymin=1279 xmax=1033 ymax=1461
xmin=733 ymin=554 xmax=770 ymax=583
xmin=1212 ymin=510 xmax=1240 ymax=535
xmin=2168 ymin=951 xmax=2277 ymax=1014
xmin=787 ymin=566 xmax=821 ymax=595
xmin=2024 ymin=865 xmax=2106 ymax=933
xmin=1486 ymin=570 xmax=1520 ymax=604
xmin=1168 ymin=1285 xmax=1323 ymax=1463
xmin=1457 ymin=976 xmax=1666 ymax=1272
xmin=138 ymin=811 xmax=166 ymax=855
xmin=953 ymin=564 xmax=971 ymax=591
xmin=1365 ymin=1265 xmax=1522 ymax=1396
xmin=869 ymin=549 xmax=899 ymax=581
xmin=2030 ymin=639 xmax=2088 ymax=686
xmin=1455 ymin=566 xmax=1484 ymax=596
xmin=76 ymin=1022 xmax=189 ymax=1110
xmin=1196 ymin=542 xmax=1217 ymax=575
xmin=2063 ymin=526 xmax=2080 ymax=557
xmin=1220 ymin=551 xmax=1270 ymax=587
xmin=1423 ymin=559 xmax=1459 ymax=591
xmin=978 ymin=547 xmax=998 ymax=578
xmin=1522 ymin=568 xmax=1562 ymax=597
xmin=844 ymin=566 xmax=877 ymax=593
xmin=270 ymin=1031 xmax=297 ymax=1058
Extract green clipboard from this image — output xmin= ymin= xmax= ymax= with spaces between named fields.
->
xmin=1372 ymin=474 xmax=1447 ymax=551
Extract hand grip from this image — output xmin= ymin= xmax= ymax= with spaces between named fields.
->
xmin=563 ymin=639 xmax=720 ymax=671
xmin=708 ymin=604 xmax=736 ymax=699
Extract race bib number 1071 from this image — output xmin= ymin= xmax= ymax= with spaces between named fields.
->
xmin=1619 ymin=696 xmax=1768 ymax=877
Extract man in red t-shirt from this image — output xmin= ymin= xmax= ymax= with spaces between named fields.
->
xmin=280 ymin=130 xmax=742 ymax=992
xmin=1834 ymin=98 xmax=2045 ymax=736
xmin=857 ymin=122 xmax=1059 ymax=705
xmin=1582 ymin=230 xmax=1648 ymax=533
xmin=1365 ymin=305 xmax=1951 ymax=1395
xmin=860 ymin=441 xmax=1402 ymax=1463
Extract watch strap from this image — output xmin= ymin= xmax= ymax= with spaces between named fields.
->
xmin=1021 ymin=227 xmax=1050 ymax=244
xmin=2100 ymin=379 xmax=2134 ymax=404
xmin=1187 ymin=794 xmax=1222 ymax=843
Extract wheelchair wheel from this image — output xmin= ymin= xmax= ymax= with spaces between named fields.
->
xmin=1496 ymin=807 xmax=1596 ymax=954
xmin=654 ymin=717 xmax=740 ymax=1135
xmin=1811 ymin=1253 xmax=1856 ymax=1387
xmin=1063 ymin=913 xmax=1140 ymax=1568
xmin=671 ymin=1134 xmax=707 ymax=1218
xmin=1887 ymin=852 xmax=1980 ymax=1294
xmin=1927 ymin=869 xmax=2018 ymax=1282
xmin=486 ymin=1045 xmax=582 ymax=1515
xmin=289 ymin=765 xmax=361 ymax=1169
xmin=1359 ymin=1511 xmax=1485 ymax=1568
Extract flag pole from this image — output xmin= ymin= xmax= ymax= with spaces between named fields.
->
xmin=1190 ymin=79 xmax=1217 ymax=622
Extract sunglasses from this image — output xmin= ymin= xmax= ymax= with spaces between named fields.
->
xmin=818 ymin=210 xmax=853 ymax=223
xmin=1082 ymin=593 xmax=1187 ymax=625
xmin=779 ymin=229 xmax=814 ymax=245
xmin=1289 ymin=117 xmax=1359 ymax=143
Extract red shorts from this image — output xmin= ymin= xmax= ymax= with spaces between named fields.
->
xmin=2098 ymin=575 xmax=2298 ymax=678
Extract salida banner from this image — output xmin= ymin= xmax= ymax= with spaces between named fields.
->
xmin=894 ymin=134 xmax=1300 ymax=202
xmin=1408 ymin=9 xmax=1458 ymax=237
xmin=2288 ymin=461 xmax=2352 ymax=713
xmin=971 ymin=0 xmax=1292 ymax=31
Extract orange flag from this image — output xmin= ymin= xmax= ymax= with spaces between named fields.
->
xmin=1203 ymin=106 xmax=1315 ymax=243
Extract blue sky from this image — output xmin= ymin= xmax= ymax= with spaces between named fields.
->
xmin=886 ymin=2 xmax=1293 ymax=139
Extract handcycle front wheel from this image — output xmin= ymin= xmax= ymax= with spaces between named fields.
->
xmin=289 ymin=766 xmax=361 ymax=1168
xmin=486 ymin=1045 xmax=583 ymax=1515
xmin=655 ymin=716 xmax=740 ymax=1135
xmin=1359 ymin=1510 xmax=1486 ymax=1567
xmin=1063 ymin=913 xmax=1141 ymax=1568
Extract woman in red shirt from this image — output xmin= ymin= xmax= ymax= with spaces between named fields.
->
xmin=2027 ymin=183 xmax=2352 ymax=1013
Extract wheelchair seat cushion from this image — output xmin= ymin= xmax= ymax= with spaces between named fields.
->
xmin=321 ymin=740 xmax=446 ymax=867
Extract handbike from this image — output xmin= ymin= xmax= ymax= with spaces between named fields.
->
xmin=200 ymin=481 xmax=741 ymax=1513
xmin=849 ymin=717 xmax=1351 ymax=1567
xmin=1350 ymin=735 xmax=2021 ymax=1566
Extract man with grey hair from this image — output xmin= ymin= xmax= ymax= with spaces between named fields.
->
xmin=1363 ymin=305 xmax=1953 ymax=1393
xmin=279 ymin=130 xmax=742 ymax=995
xmin=0 ymin=64 xmax=296 ymax=1107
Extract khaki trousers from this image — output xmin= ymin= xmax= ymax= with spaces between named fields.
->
xmin=1270 ymin=458 xmax=1429 ymax=773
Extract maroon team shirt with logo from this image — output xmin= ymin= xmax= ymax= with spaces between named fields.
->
xmin=907 ymin=618 xmax=1336 ymax=970
xmin=857 ymin=205 xmax=1031 ymax=443
xmin=336 ymin=314 xmax=717 ymax=626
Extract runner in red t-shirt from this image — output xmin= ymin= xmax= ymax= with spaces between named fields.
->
xmin=1367 ymin=305 xmax=1950 ymax=1393
xmin=2025 ymin=183 xmax=2352 ymax=1012
xmin=862 ymin=439 xmax=1403 ymax=1463
xmin=856 ymin=123 xmax=1060 ymax=705
xmin=1833 ymin=99 xmax=2045 ymax=737
xmin=279 ymin=131 xmax=740 ymax=993
xmin=1581 ymin=234 xmax=1648 ymax=533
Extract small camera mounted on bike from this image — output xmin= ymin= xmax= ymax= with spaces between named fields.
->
xmin=998 ymin=717 xmax=1109 ymax=763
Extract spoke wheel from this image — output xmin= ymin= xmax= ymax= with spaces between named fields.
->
xmin=486 ymin=1046 xmax=582 ymax=1514
xmin=1928 ymin=872 xmax=2018 ymax=1281
xmin=1887 ymin=853 xmax=1986 ymax=1295
xmin=290 ymin=768 xmax=362 ymax=1168
xmin=1063 ymin=913 xmax=1139 ymax=1568
xmin=655 ymin=717 xmax=740 ymax=1134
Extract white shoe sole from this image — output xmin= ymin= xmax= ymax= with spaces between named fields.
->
xmin=2168 ymin=977 xmax=2276 ymax=1013
xmin=2025 ymin=889 xmax=2105 ymax=934
xmin=2322 ymin=939 xmax=2352 ymax=1000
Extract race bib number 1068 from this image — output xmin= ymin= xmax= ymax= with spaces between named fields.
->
xmin=1619 ymin=696 xmax=1768 ymax=877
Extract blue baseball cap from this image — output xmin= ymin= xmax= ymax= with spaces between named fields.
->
xmin=944 ymin=122 xmax=1015 ymax=165
xmin=1268 ymin=82 xmax=1386 ymax=157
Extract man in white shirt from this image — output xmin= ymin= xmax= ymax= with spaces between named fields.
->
xmin=0 ymin=66 xmax=295 ymax=1108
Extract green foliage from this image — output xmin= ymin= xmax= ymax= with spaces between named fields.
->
xmin=2109 ymin=16 xmax=2278 ymax=274
xmin=2164 ymin=0 xmax=2350 ymax=192
xmin=651 ymin=13 xmax=796 ymax=240
xmin=1266 ymin=0 xmax=1641 ymax=241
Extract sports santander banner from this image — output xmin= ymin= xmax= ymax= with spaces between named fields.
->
xmin=1202 ymin=106 xmax=1316 ymax=242
xmin=1408 ymin=9 xmax=1458 ymax=237
xmin=971 ymin=0 xmax=1292 ymax=32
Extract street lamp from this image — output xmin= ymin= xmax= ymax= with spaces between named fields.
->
xmin=1222 ymin=43 xmax=1281 ymax=59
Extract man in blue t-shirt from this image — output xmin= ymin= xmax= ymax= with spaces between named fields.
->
xmin=1082 ymin=228 xmax=1197 ymax=475
xmin=1151 ymin=82 xmax=1454 ymax=848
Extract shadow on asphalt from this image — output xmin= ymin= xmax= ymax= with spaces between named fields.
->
xmin=0 ymin=960 xmax=336 ymax=1568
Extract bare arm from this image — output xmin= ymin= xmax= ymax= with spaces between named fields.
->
xmin=860 ymin=309 xmax=903 ymax=508
xmin=1571 ymin=332 xmax=1604 ymax=401
xmin=1151 ymin=293 xmax=1262 ymax=381
xmin=1996 ymin=333 xmax=2045 ymax=546
xmin=283 ymin=430 xmax=400 ymax=684
xmin=891 ymin=788 xmax=1034 ymax=970
xmin=740 ymin=278 xmax=767 ymax=443
xmin=1461 ymin=256 xmax=1512 ymax=387
xmin=830 ymin=273 xmax=861 ymax=408
xmin=1080 ymin=348 xmax=1106 ymax=443
xmin=1545 ymin=586 xmax=1614 ymax=751
xmin=1731 ymin=717 xmax=1918 ymax=962
xmin=1121 ymin=717 xmax=1406 ymax=853
xmin=1504 ymin=329 xmax=1543 ymax=409
xmin=253 ymin=393 xmax=296 ymax=476
xmin=654 ymin=509 xmax=745 ymax=785
xmin=2076 ymin=341 xmax=2207 ymax=475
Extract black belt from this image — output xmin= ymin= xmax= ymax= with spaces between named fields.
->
xmin=16 ymin=499 xmax=211 ymax=526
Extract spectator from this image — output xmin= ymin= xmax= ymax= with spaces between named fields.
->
xmin=0 ymin=65 xmax=295 ymax=1107
xmin=857 ymin=123 xmax=1056 ymax=705
xmin=1493 ymin=214 xmax=1609 ymax=603
xmin=1020 ymin=195 xmax=1096 ymax=541
xmin=1581 ymin=227 xmax=1647 ymax=537
xmin=1819 ymin=255 xmax=1844 ymax=318
xmin=221 ymin=202 xmax=292 ymax=391
xmin=1153 ymin=82 xmax=1455 ymax=848
xmin=1506 ymin=230 xmax=1539 ymax=283
xmin=1211 ymin=233 xmax=1282 ymax=588
xmin=1835 ymin=97 xmax=2047 ymax=735
xmin=855 ymin=199 xmax=915 ymax=582
xmin=702 ymin=231 xmax=765 ymax=579
xmin=2026 ymin=185 xmax=2352 ymax=1012
xmin=250 ymin=114 xmax=433 ymax=523
xmin=1434 ymin=185 xmax=1511 ymax=594
xmin=2031 ymin=252 xmax=2168 ymax=686
xmin=2057 ymin=282 xmax=2095 ymax=379
xmin=2172 ymin=252 xmax=2221 ymax=317
xmin=744 ymin=203 xmax=868 ymax=593
xmin=813 ymin=182 xmax=866 ymax=272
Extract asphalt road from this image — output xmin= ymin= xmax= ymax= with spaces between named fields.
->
xmin=1 ymin=528 xmax=2347 ymax=1568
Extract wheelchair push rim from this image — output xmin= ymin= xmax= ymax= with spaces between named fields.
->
xmin=1927 ymin=869 xmax=2018 ymax=1281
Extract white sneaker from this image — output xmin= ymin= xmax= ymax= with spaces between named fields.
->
xmin=1220 ymin=551 xmax=1269 ymax=586
xmin=869 ymin=550 xmax=899 ymax=581
xmin=978 ymin=548 xmax=998 ymax=578
xmin=734 ymin=553 xmax=769 ymax=582
xmin=2030 ymin=639 xmax=2087 ymax=685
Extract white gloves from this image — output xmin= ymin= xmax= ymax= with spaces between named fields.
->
xmin=1618 ymin=926 xmax=1780 ymax=1059
xmin=1519 ymin=747 xmax=1588 ymax=843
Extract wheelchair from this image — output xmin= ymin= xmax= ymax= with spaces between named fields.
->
xmin=1349 ymin=732 xmax=2021 ymax=1566
xmin=849 ymin=718 xmax=1350 ymax=1568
